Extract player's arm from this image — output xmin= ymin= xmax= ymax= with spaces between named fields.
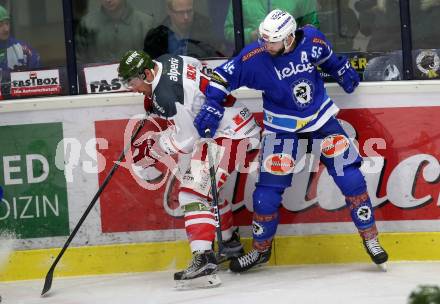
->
xmin=132 ymin=127 xmax=165 ymax=168
xmin=207 ymin=55 xmax=243 ymax=103
xmin=194 ymin=55 xmax=243 ymax=137
xmin=131 ymin=122 xmax=187 ymax=172
xmin=310 ymin=28 xmax=360 ymax=93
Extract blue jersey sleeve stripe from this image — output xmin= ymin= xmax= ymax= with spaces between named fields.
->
xmin=210 ymin=81 xmax=230 ymax=95
xmin=214 ymin=71 xmax=228 ymax=83
xmin=316 ymin=50 xmax=333 ymax=66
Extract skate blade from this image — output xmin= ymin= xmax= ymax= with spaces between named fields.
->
xmin=377 ymin=262 xmax=387 ymax=272
xmin=175 ymin=273 xmax=221 ymax=290
xmin=229 ymin=262 xmax=268 ymax=273
xmin=216 ymin=252 xmax=244 ymax=265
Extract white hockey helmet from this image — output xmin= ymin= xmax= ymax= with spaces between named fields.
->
xmin=259 ymin=9 xmax=297 ymax=43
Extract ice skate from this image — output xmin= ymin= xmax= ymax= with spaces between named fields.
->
xmin=229 ymin=248 xmax=271 ymax=273
xmin=363 ymin=237 xmax=388 ymax=271
xmin=174 ymin=250 xmax=221 ymax=289
xmin=216 ymin=229 xmax=245 ymax=264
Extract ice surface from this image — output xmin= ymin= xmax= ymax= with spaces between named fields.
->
xmin=0 ymin=232 xmax=15 ymax=272
xmin=1 ymin=262 xmax=440 ymax=304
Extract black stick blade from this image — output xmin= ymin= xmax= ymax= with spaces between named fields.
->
xmin=41 ymin=267 xmax=54 ymax=296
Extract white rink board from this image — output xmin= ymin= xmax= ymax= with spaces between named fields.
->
xmin=0 ymin=81 xmax=439 ymax=251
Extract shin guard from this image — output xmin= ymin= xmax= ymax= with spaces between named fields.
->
xmin=183 ymin=201 xmax=216 ymax=252
xmin=346 ymin=192 xmax=378 ymax=240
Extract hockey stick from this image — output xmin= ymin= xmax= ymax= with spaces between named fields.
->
xmin=41 ymin=119 xmax=145 ymax=296
xmin=204 ymin=129 xmax=224 ymax=255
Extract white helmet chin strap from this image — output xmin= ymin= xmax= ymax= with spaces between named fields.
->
xmin=283 ymin=34 xmax=295 ymax=53
xmin=144 ymin=69 xmax=156 ymax=85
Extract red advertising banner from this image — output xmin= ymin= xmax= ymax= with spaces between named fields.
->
xmin=95 ymin=119 xmax=181 ymax=232
xmin=96 ymin=107 xmax=440 ymax=233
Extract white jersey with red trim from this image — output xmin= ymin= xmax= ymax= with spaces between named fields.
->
xmin=149 ymin=54 xmax=260 ymax=155
xmin=133 ymin=55 xmax=261 ymax=257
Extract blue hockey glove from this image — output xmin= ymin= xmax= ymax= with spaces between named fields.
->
xmin=194 ymin=99 xmax=225 ymax=137
xmin=333 ymin=57 xmax=360 ymax=93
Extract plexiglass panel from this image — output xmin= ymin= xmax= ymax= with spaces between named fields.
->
xmin=0 ymin=0 xmax=68 ymax=99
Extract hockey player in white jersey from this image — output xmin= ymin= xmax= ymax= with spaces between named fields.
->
xmin=118 ymin=50 xmax=261 ymax=288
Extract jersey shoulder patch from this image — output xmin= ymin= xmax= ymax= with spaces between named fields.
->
xmin=312 ymin=37 xmax=328 ymax=47
xmin=242 ymin=46 xmax=266 ymax=62
xmin=241 ymin=42 xmax=266 ymax=62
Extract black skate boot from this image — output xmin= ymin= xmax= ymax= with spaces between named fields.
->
xmin=363 ymin=237 xmax=388 ymax=271
xmin=174 ymin=250 xmax=221 ymax=289
xmin=216 ymin=229 xmax=245 ymax=264
xmin=229 ymin=248 xmax=271 ymax=273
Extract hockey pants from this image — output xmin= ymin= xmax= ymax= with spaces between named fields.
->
xmin=252 ymin=116 xmax=379 ymax=251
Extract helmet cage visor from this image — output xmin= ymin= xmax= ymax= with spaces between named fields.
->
xmin=119 ymin=72 xmax=146 ymax=88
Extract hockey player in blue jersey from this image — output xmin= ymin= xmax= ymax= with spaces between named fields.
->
xmin=194 ymin=9 xmax=388 ymax=272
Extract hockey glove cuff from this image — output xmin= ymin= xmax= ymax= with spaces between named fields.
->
xmin=194 ymin=99 xmax=225 ymax=137
xmin=132 ymin=132 xmax=164 ymax=167
xmin=333 ymin=57 xmax=360 ymax=94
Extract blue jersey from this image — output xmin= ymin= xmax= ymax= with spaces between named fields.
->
xmin=206 ymin=26 xmax=341 ymax=133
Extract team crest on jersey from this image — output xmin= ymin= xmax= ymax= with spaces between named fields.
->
xmin=292 ymin=79 xmax=313 ymax=108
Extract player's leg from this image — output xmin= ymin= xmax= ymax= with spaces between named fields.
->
xmin=174 ymin=139 xmax=230 ymax=288
xmin=174 ymin=138 xmax=246 ymax=286
xmin=230 ymin=132 xmax=297 ymax=272
xmin=174 ymin=191 xmax=220 ymax=288
xmin=316 ymin=117 xmax=388 ymax=268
